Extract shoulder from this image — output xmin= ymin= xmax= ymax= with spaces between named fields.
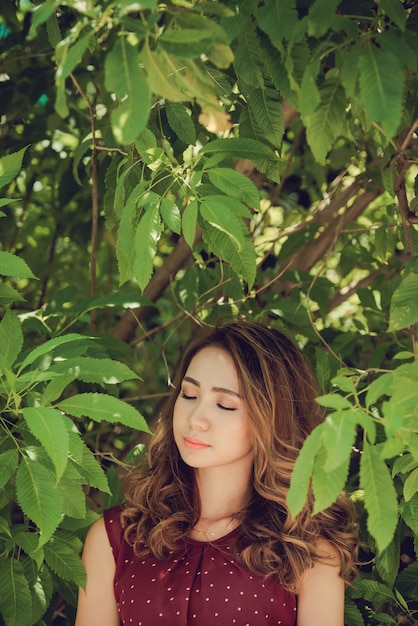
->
xmin=295 ymin=540 xmax=345 ymax=626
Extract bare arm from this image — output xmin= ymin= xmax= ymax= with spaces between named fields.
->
xmin=75 ymin=517 xmax=120 ymax=626
xmin=296 ymin=541 xmax=345 ymax=626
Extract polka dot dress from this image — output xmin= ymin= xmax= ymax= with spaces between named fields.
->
xmin=104 ymin=505 xmax=297 ymax=626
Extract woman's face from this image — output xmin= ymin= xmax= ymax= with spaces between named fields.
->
xmin=173 ymin=346 xmax=253 ymax=473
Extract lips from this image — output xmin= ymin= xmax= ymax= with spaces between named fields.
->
xmin=184 ymin=437 xmax=210 ymax=450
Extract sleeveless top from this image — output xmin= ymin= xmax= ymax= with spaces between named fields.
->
xmin=104 ymin=505 xmax=297 ymax=626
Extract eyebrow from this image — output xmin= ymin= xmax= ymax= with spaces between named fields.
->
xmin=182 ymin=376 xmax=242 ymax=399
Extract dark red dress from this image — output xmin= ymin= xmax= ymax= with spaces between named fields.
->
xmin=104 ymin=506 xmax=297 ymax=626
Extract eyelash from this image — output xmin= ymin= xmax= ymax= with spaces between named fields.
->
xmin=179 ymin=392 xmax=237 ymax=411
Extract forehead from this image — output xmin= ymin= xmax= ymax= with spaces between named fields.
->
xmin=185 ymin=346 xmax=239 ymax=384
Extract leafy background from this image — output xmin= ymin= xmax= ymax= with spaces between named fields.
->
xmin=0 ymin=0 xmax=417 ymax=624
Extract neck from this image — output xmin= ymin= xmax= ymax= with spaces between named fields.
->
xmin=195 ymin=462 xmax=253 ymax=521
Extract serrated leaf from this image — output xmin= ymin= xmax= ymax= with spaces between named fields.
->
xmin=360 ymin=441 xmax=398 ymax=552
xmin=133 ymin=200 xmax=161 ymax=291
xmin=0 ymin=146 xmax=29 ymax=190
xmin=105 ymin=37 xmax=150 ymax=144
xmin=287 ymin=426 xmax=323 ymax=517
xmin=0 ymin=449 xmax=18 ymax=489
xmin=358 ymin=41 xmax=404 ymax=139
xmin=44 ymin=536 xmax=86 ymax=587
xmin=49 ymin=357 xmax=139 ymax=385
xmin=365 ymin=372 xmax=394 ymax=407
xmin=22 ymin=408 xmax=70 ymax=481
xmin=400 ymin=493 xmax=418 ymax=533
xmin=0 ymin=250 xmax=37 ymax=279
xmin=57 ymin=392 xmax=151 ymax=432
xmin=246 ymin=86 xmax=284 ymax=149
xmin=182 ymin=198 xmax=199 ymax=249
xmin=206 ymin=168 xmax=260 ymax=209
xmin=18 ymin=333 xmax=92 ymax=372
xmin=312 ymin=445 xmax=350 ymax=514
xmin=305 ymin=76 xmax=349 ymax=164
xmin=344 ymin=601 xmax=365 ymax=626
xmin=257 ymin=0 xmax=298 ymax=49
xmin=200 ymin=197 xmax=246 ymax=252
xmin=59 ymin=474 xmax=87 ymax=519
xmin=0 ymin=283 xmax=25 ymax=305
xmin=56 ymin=33 xmax=92 ymax=82
xmin=316 ymin=393 xmax=352 ymax=410
xmin=322 ymin=409 xmax=357 ymax=471
xmin=350 ymin=578 xmax=396 ymax=604
xmin=74 ymin=441 xmax=111 ymax=493
xmin=0 ymin=557 xmax=32 ymax=626
xmin=160 ymin=197 xmax=181 ymax=234
xmin=165 ymin=102 xmax=196 ymax=145
xmin=233 ymin=21 xmax=264 ymax=88
xmin=202 ymin=221 xmax=256 ymax=287
xmin=380 ymin=0 xmax=406 ymax=31
xmin=140 ymin=40 xmax=187 ymax=102
xmin=404 ymin=467 xmax=418 ymax=502
xmin=200 ymin=137 xmax=278 ymax=163
xmin=0 ymin=309 xmax=23 ymax=368
xmin=389 ymin=272 xmax=418 ymax=331
xmin=16 ymin=457 xmax=63 ymax=546
xmin=307 ymin=0 xmax=341 ymax=36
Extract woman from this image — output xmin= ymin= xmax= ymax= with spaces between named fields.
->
xmin=75 ymin=320 xmax=358 ymax=626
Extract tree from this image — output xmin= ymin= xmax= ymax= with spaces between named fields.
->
xmin=0 ymin=0 xmax=417 ymax=623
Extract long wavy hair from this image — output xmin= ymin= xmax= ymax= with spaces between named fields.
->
xmin=121 ymin=320 xmax=358 ymax=589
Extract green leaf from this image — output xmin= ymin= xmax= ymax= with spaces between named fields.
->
xmin=315 ymin=393 xmax=352 ymax=410
xmin=206 ymin=168 xmax=260 ymax=209
xmin=44 ymin=536 xmax=86 ymax=587
xmin=22 ymin=408 xmax=70 ymax=481
xmin=305 ymin=76 xmax=350 ymax=164
xmin=257 ymin=0 xmax=298 ymax=49
xmin=0 ymin=557 xmax=32 ymax=626
xmin=0 ymin=309 xmax=23 ymax=368
xmin=360 ymin=441 xmax=398 ymax=552
xmin=312 ymin=445 xmax=350 ymax=514
xmin=0 ymin=449 xmax=18 ymax=489
xmin=202 ymin=220 xmax=257 ymax=287
xmin=160 ymin=198 xmax=182 ymax=235
xmin=18 ymin=333 xmax=93 ymax=372
xmin=116 ymin=181 xmax=146 ymax=284
xmin=233 ymin=21 xmax=264 ymax=88
xmin=287 ymin=426 xmax=323 ymax=517
xmin=404 ymin=467 xmax=418 ymax=502
xmin=133 ymin=199 xmax=161 ymax=291
xmin=200 ymin=197 xmax=246 ymax=252
xmin=182 ymin=198 xmax=199 ymax=249
xmin=140 ymin=40 xmax=187 ymax=102
xmin=358 ymin=41 xmax=404 ymax=139
xmin=69 ymin=439 xmax=110 ymax=494
xmin=307 ymin=0 xmax=342 ymax=36
xmin=246 ymin=86 xmax=284 ymax=150
xmin=389 ymin=272 xmax=418 ymax=331
xmin=366 ymin=372 xmax=394 ymax=407
xmin=105 ymin=37 xmax=150 ymax=144
xmin=0 ymin=146 xmax=29 ymax=190
xmin=344 ymin=601 xmax=365 ymax=626
xmin=380 ymin=0 xmax=407 ymax=31
xmin=200 ymin=137 xmax=278 ymax=163
xmin=0 ymin=283 xmax=25 ymax=305
xmin=322 ymin=410 xmax=357 ymax=471
xmin=0 ymin=250 xmax=37 ymax=279
xmin=56 ymin=33 xmax=92 ymax=81
xmin=49 ymin=357 xmax=139 ymax=385
xmin=165 ymin=102 xmax=196 ymax=145
xmin=59 ymin=473 xmax=87 ymax=519
xmin=57 ymin=392 xmax=151 ymax=432
xmin=16 ymin=456 xmax=63 ymax=546
xmin=400 ymin=493 xmax=418 ymax=533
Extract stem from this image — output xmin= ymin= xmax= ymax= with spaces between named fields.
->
xmin=70 ymin=73 xmax=99 ymax=331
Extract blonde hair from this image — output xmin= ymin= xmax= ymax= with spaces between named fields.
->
xmin=122 ymin=320 xmax=358 ymax=589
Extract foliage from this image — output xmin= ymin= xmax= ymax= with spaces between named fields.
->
xmin=1 ymin=0 xmax=418 ymax=624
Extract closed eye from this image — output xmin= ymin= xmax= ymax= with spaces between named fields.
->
xmin=217 ymin=404 xmax=237 ymax=411
xmin=180 ymin=391 xmax=196 ymax=400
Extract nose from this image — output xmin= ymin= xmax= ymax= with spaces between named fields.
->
xmin=188 ymin=401 xmax=209 ymax=431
